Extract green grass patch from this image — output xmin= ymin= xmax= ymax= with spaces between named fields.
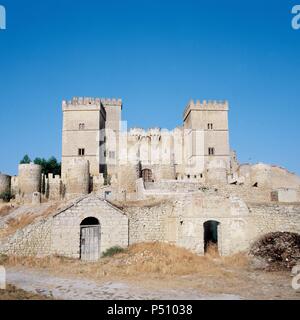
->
xmin=102 ymin=246 xmax=125 ymax=258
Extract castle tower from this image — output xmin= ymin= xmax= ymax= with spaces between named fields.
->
xmin=61 ymin=97 xmax=106 ymax=181
xmin=183 ymin=100 xmax=230 ymax=176
xmin=101 ymin=99 xmax=123 ymax=179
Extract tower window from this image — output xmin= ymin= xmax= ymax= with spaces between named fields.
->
xmin=109 ymin=151 xmax=115 ymax=159
xmin=78 ymin=148 xmax=85 ymax=156
xmin=208 ymin=147 xmax=215 ymax=155
xmin=79 ymin=123 xmax=85 ymax=130
xmin=208 ymin=123 xmax=213 ymax=130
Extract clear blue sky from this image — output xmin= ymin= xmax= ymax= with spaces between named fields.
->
xmin=0 ymin=0 xmax=299 ymax=176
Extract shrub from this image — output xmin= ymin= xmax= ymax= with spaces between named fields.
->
xmin=250 ymin=231 xmax=300 ymax=270
xmin=102 ymin=246 xmax=125 ymax=258
xmin=0 ymin=191 xmax=13 ymax=202
xmin=20 ymin=154 xmax=31 ymax=164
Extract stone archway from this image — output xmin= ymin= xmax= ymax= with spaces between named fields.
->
xmin=80 ymin=217 xmax=100 ymax=261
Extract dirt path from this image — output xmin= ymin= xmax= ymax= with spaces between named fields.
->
xmin=6 ymin=267 xmax=242 ymax=300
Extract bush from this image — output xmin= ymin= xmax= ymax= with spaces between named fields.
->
xmin=34 ymin=157 xmax=61 ymax=176
xmin=0 ymin=191 xmax=13 ymax=202
xmin=250 ymin=232 xmax=300 ymax=270
xmin=19 ymin=155 xmax=61 ymax=176
xmin=102 ymin=246 xmax=125 ymax=258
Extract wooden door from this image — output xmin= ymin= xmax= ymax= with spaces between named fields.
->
xmin=142 ymin=169 xmax=152 ymax=182
xmin=80 ymin=225 xmax=100 ymax=261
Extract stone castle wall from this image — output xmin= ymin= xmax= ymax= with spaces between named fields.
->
xmin=1 ymin=192 xmax=299 ymax=258
xmin=0 ymin=173 xmax=11 ymax=194
xmin=123 ymin=194 xmax=300 ymax=256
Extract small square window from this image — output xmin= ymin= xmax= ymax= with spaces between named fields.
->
xmin=208 ymin=147 xmax=215 ymax=155
xmin=109 ymin=151 xmax=116 ymax=159
xmin=79 ymin=123 xmax=85 ymax=130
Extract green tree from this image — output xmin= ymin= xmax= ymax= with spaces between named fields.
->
xmin=34 ymin=156 xmax=61 ymax=176
xmin=20 ymin=154 xmax=31 ymax=164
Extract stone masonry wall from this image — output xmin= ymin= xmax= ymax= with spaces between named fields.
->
xmin=51 ymin=196 xmax=128 ymax=258
xmin=0 ymin=194 xmax=299 ymax=258
xmin=0 ymin=218 xmax=52 ymax=257
xmin=246 ymin=203 xmax=300 ymax=248
xmin=125 ymin=201 xmax=174 ymax=244
xmin=124 ymin=194 xmax=300 ymax=256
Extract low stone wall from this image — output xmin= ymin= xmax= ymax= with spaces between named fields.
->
xmin=1 ymin=193 xmax=299 ymax=258
xmin=246 ymin=203 xmax=300 ymax=247
xmin=145 ymin=180 xmax=202 ymax=192
xmin=138 ymin=178 xmax=274 ymax=203
xmin=124 ymin=194 xmax=300 ymax=256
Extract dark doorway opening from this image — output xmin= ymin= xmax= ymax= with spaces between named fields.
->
xmin=80 ymin=217 xmax=100 ymax=261
xmin=142 ymin=169 xmax=153 ymax=183
xmin=204 ymin=220 xmax=220 ymax=253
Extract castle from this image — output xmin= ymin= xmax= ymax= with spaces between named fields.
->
xmin=0 ymin=97 xmax=300 ymax=261
xmin=61 ymin=97 xmax=232 ymax=197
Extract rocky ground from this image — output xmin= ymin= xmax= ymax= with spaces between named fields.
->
xmin=5 ymin=267 xmax=241 ymax=300
xmin=2 ymin=265 xmax=299 ymax=300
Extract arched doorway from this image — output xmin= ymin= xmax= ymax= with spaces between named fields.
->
xmin=203 ymin=220 xmax=220 ymax=253
xmin=142 ymin=169 xmax=153 ymax=182
xmin=80 ymin=217 xmax=100 ymax=261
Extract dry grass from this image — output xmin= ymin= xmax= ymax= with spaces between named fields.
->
xmin=0 ymin=204 xmax=16 ymax=217
xmin=5 ymin=242 xmax=250 ymax=281
xmin=0 ymin=202 xmax=62 ymax=239
xmin=4 ymin=214 xmax=36 ymax=237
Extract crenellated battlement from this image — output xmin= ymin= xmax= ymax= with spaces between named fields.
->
xmin=47 ymin=173 xmax=61 ymax=181
xmin=183 ymin=99 xmax=229 ymax=120
xmin=62 ymin=97 xmax=122 ymax=109
xmin=101 ymin=98 xmax=122 ymax=106
xmin=148 ymin=128 xmax=161 ymax=137
xmin=129 ymin=127 xmax=146 ymax=137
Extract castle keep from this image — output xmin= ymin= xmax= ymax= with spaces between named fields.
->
xmin=0 ymin=97 xmax=300 ymax=261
